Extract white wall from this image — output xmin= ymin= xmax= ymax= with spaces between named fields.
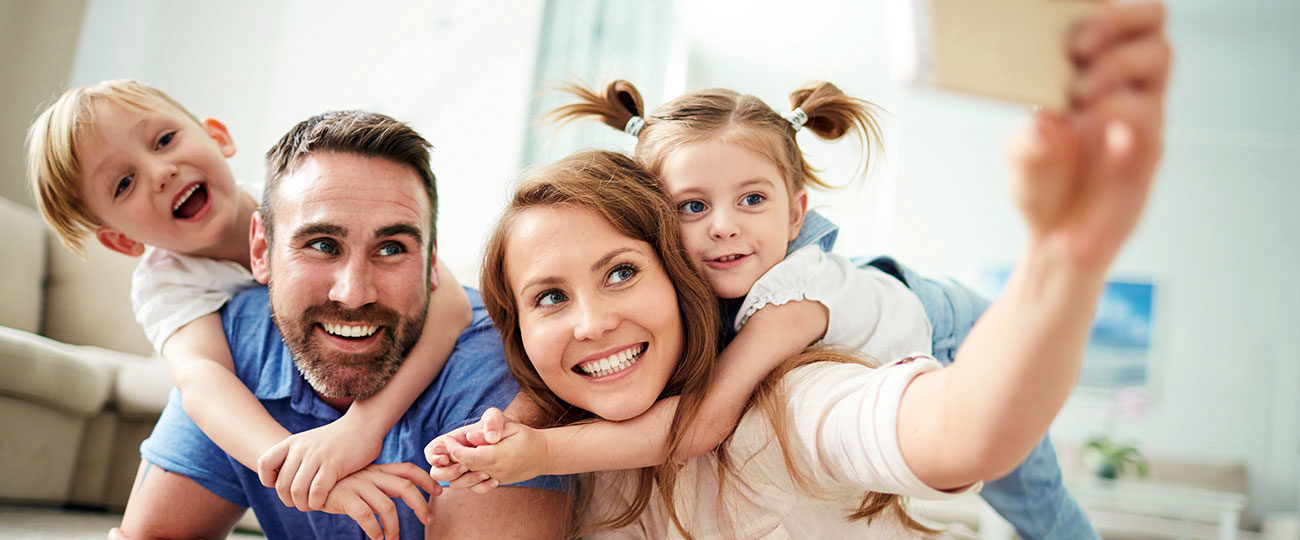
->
xmin=675 ymin=0 xmax=1300 ymax=518
xmin=69 ymin=0 xmax=544 ymax=282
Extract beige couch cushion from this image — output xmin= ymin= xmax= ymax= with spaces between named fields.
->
xmin=0 ymin=326 xmax=116 ymax=417
xmin=0 ymin=197 xmax=47 ymax=334
xmin=42 ymin=236 xmax=152 ymax=357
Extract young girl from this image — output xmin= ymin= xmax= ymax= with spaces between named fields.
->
xmin=428 ymin=79 xmax=1093 ymax=537
xmin=27 ymin=82 xmax=469 ymax=527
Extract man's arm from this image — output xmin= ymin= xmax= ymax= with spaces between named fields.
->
xmin=425 ymin=486 xmax=571 ymax=539
xmin=117 ymin=460 xmax=246 ymax=539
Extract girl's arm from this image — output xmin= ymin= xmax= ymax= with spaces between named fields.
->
xmin=427 ymin=299 xmax=828 ymax=484
xmin=256 ymin=259 xmax=473 ymax=511
xmin=896 ymin=1 xmax=1169 ymax=491
xmin=161 ymin=314 xmax=291 ymax=469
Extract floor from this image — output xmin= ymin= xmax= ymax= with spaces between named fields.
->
xmin=0 ymin=505 xmax=265 ymax=539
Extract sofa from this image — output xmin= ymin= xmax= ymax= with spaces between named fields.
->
xmin=0 ymin=194 xmax=170 ymax=510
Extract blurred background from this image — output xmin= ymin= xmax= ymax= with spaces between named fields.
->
xmin=1 ymin=0 xmax=1296 ymax=536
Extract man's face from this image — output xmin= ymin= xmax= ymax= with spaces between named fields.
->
xmin=251 ymin=151 xmax=433 ymax=400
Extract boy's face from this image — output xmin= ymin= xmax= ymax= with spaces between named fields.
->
xmin=78 ymin=99 xmax=240 ymax=256
xmin=658 ymin=139 xmax=807 ymax=300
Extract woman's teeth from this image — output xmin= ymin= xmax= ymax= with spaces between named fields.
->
xmin=578 ymin=344 xmax=646 ymax=377
xmin=173 ymin=184 xmax=201 ymax=211
xmin=322 ymin=323 xmax=379 ymax=338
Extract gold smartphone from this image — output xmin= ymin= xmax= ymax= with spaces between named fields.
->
xmin=905 ymin=0 xmax=1099 ymax=108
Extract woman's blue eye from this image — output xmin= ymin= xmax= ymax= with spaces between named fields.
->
xmin=376 ymin=243 xmax=405 ymax=257
xmin=538 ymin=290 xmax=567 ymax=307
xmin=308 ymin=239 xmax=338 ymax=254
xmin=741 ymin=193 xmax=765 ymax=206
xmin=156 ymin=131 xmax=175 ymax=149
xmin=114 ymin=175 xmax=133 ymax=198
xmin=679 ymin=200 xmax=707 ymax=215
xmin=608 ymin=264 xmax=637 ymax=285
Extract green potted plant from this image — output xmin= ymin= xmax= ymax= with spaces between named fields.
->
xmin=1084 ymin=387 xmax=1150 ymax=480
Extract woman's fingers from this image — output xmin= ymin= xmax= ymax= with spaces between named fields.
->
xmin=307 ymin=467 xmax=340 ymax=511
xmin=1072 ymin=33 xmax=1172 ymax=105
xmin=1071 ymin=1 xmax=1167 ymax=62
xmin=338 ymin=491 xmax=383 ymax=540
xmin=353 ymin=481 xmax=400 ymax=540
xmin=369 ymin=468 xmax=435 ymax=525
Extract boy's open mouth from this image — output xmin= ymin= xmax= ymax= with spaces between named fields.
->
xmin=172 ymin=183 xmax=209 ymax=219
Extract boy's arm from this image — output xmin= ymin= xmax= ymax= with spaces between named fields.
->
xmin=256 ymin=260 xmax=472 ymax=511
xmin=162 ymin=314 xmax=290 ymax=470
xmin=433 ymin=300 xmax=827 ymax=481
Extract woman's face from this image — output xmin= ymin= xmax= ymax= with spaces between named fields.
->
xmin=505 ymin=204 xmax=684 ymax=421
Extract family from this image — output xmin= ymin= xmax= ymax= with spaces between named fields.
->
xmin=24 ymin=3 xmax=1170 ymax=539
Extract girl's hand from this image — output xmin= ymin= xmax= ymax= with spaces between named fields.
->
xmin=256 ymin=419 xmax=383 ymax=512
xmin=319 ymin=463 xmax=441 ymax=540
xmin=426 ymin=408 xmax=549 ymax=493
xmin=1012 ymin=1 xmax=1170 ymax=268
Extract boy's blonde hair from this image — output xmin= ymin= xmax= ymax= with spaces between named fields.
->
xmin=26 ymin=79 xmax=202 ymax=256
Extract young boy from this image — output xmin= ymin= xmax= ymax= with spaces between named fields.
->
xmin=26 ymin=79 xmax=468 ymax=523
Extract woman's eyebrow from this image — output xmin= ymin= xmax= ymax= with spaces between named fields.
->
xmin=591 ymin=247 xmax=636 ymax=273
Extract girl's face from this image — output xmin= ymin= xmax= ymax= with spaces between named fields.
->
xmin=505 ymin=204 xmax=684 ymax=421
xmin=658 ymin=139 xmax=806 ymax=299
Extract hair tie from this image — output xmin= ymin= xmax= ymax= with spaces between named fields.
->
xmin=624 ymin=116 xmax=645 ymax=137
xmin=784 ymin=107 xmax=808 ymax=131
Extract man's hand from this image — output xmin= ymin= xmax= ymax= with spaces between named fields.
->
xmin=426 ymin=408 xmax=550 ymax=493
xmin=1012 ymin=1 xmax=1170 ymax=268
xmin=319 ymin=462 xmax=443 ymax=540
xmin=257 ymin=419 xmax=384 ymax=512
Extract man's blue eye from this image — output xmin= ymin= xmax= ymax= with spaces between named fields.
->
xmin=741 ymin=193 xmax=765 ymax=206
xmin=538 ymin=290 xmax=567 ymax=306
xmin=679 ymin=201 xmax=707 ymax=214
xmin=608 ymin=264 xmax=637 ymax=284
xmin=308 ymin=239 xmax=338 ymax=254
xmin=377 ymin=243 xmax=405 ymax=256
xmin=114 ymin=175 xmax=133 ymax=197
xmin=156 ymin=131 xmax=175 ymax=149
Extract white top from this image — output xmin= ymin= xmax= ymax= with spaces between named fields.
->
xmin=587 ymin=358 xmax=980 ymax=539
xmin=737 ymin=245 xmax=934 ymax=362
xmin=131 ymin=246 xmax=254 ymax=353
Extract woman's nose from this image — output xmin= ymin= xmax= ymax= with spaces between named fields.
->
xmin=573 ymin=296 xmax=618 ymax=341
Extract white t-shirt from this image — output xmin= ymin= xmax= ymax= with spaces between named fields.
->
xmin=737 ymin=245 xmax=934 ymax=362
xmin=586 ymin=358 xmax=979 ymax=539
xmin=131 ymin=247 xmax=255 ymax=353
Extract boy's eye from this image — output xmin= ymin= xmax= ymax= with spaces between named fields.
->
xmin=308 ymin=239 xmax=339 ymax=255
xmin=740 ymin=193 xmax=765 ymax=206
xmin=537 ymin=290 xmax=568 ymax=307
xmin=607 ymin=264 xmax=638 ymax=285
xmin=114 ymin=175 xmax=133 ymax=198
xmin=679 ymin=200 xmax=707 ymax=215
xmin=156 ymin=131 xmax=176 ymax=150
xmin=376 ymin=243 xmax=406 ymax=257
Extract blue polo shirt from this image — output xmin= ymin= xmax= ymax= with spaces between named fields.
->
xmin=140 ymin=285 xmax=568 ymax=539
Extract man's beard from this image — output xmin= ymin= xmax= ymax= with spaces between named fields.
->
xmin=269 ymin=288 xmax=427 ymax=399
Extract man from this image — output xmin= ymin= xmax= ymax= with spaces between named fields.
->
xmin=117 ymin=111 xmax=571 ymax=539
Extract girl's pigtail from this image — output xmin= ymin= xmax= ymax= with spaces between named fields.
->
xmin=546 ymin=80 xmax=645 ymax=135
xmin=789 ymin=82 xmax=885 ymax=189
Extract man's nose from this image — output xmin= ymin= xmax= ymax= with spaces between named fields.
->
xmin=328 ymin=256 xmax=379 ymax=308
xmin=709 ymin=209 xmax=739 ymax=240
xmin=573 ymin=296 xmax=618 ymax=342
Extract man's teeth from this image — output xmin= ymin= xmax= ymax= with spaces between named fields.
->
xmin=578 ymin=345 xmax=645 ymax=377
xmin=173 ymin=185 xmax=200 ymax=211
xmin=322 ymin=323 xmax=379 ymax=338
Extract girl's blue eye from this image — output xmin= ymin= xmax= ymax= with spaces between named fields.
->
xmin=608 ymin=264 xmax=637 ymax=285
xmin=679 ymin=200 xmax=707 ymax=215
xmin=156 ymin=131 xmax=175 ymax=149
xmin=741 ymin=193 xmax=765 ymax=206
xmin=538 ymin=290 xmax=567 ymax=307
xmin=376 ymin=243 xmax=405 ymax=257
xmin=308 ymin=239 xmax=338 ymax=254
xmin=114 ymin=175 xmax=133 ymax=198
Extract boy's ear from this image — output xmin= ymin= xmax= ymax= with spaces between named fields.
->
xmin=96 ymin=228 xmax=145 ymax=257
xmin=202 ymin=118 xmax=237 ymax=158
xmin=250 ymin=211 xmax=270 ymax=284
xmin=787 ymin=189 xmax=808 ymax=243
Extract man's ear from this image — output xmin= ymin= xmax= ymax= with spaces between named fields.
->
xmin=96 ymin=228 xmax=145 ymax=257
xmin=787 ymin=189 xmax=808 ymax=243
xmin=250 ymin=211 xmax=270 ymax=284
xmin=428 ymin=239 xmax=440 ymax=290
xmin=202 ymin=118 xmax=237 ymax=158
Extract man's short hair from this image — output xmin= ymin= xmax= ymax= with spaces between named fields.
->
xmin=262 ymin=110 xmax=438 ymax=244
xmin=26 ymin=80 xmax=203 ymax=256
